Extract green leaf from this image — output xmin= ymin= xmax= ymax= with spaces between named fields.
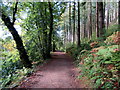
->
xmin=104 ymin=61 xmax=113 ymax=64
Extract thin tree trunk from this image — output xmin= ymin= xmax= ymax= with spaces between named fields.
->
xmin=69 ymin=2 xmax=72 ymax=42
xmin=52 ymin=34 xmax=56 ymax=52
xmin=107 ymin=4 xmax=109 ymax=29
xmin=118 ymin=1 xmax=120 ymax=29
xmin=96 ymin=2 xmax=99 ymax=38
xmin=47 ymin=2 xmax=53 ymax=57
xmin=88 ymin=2 xmax=92 ymax=39
xmin=67 ymin=25 xmax=69 ymax=43
xmin=64 ymin=21 xmax=66 ymax=46
xmin=115 ymin=4 xmax=117 ymax=21
xmin=73 ymin=1 xmax=76 ymax=44
xmin=83 ymin=5 xmax=87 ymax=38
xmin=93 ymin=16 xmax=96 ymax=33
xmin=103 ymin=2 xmax=106 ymax=28
xmin=77 ymin=2 xmax=80 ymax=47
xmin=110 ymin=14 xmax=112 ymax=22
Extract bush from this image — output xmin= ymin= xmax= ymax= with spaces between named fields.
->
xmin=77 ymin=45 xmax=120 ymax=89
xmin=66 ymin=43 xmax=91 ymax=60
xmin=0 ymin=48 xmax=33 ymax=88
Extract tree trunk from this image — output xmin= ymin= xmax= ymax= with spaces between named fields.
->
xmin=52 ymin=34 xmax=56 ymax=52
xmin=107 ymin=4 xmax=110 ymax=29
xmin=67 ymin=25 xmax=69 ymax=43
xmin=69 ymin=2 xmax=72 ymax=42
xmin=98 ymin=2 xmax=105 ymax=37
xmin=43 ymin=4 xmax=48 ymax=59
xmin=110 ymin=14 xmax=112 ymax=22
xmin=47 ymin=2 xmax=53 ymax=57
xmin=77 ymin=2 xmax=80 ymax=47
xmin=83 ymin=5 xmax=87 ymax=38
xmin=118 ymin=1 xmax=120 ymax=29
xmin=115 ymin=4 xmax=117 ymax=21
xmin=103 ymin=2 xmax=106 ymax=28
xmin=64 ymin=21 xmax=67 ymax=46
xmin=1 ymin=14 xmax=32 ymax=68
xmin=88 ymin=2 xmax=92 ymax=39
xmin=96 ymin=2 xmax=99 ymax=38
xmin=73 ymin=2 xmax=75 ymax=44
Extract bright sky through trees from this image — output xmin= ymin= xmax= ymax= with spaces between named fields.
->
xmin=0 ymin=11 xmax=27 ymax=39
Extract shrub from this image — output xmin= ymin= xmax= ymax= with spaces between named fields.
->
xmin=78 ymin=45 xmax=120 ymax=89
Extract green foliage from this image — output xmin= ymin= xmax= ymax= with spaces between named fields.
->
xmin=0 ymin=50 xmax=33 ymax=88
xmin=0 ymin=2 xmax=67 ymax=88
xmin=1 ymin=51 xmax=19 ymax=88
xmin=67 ymin=32 xmax=120 ymax=89
xmin=106 ymin=24 xmax=120 ymax=37
xmin=0 ymin=38 xmax=34 ymax=88
xmin=66 ymin=43 xmax=91 ymax=60
xmin=80 ymin=45 xmax=120 ymax=88
xmin=105 ymin=31 xmax=120 ymax=46
xmin=1 ymin=1 xmax=119 ymax=89
xmin=77 ymin=46 xmax=119 ymax=88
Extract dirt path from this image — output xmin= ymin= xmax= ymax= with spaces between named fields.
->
xmin=19 ymin=52 xmax=85 ymax=88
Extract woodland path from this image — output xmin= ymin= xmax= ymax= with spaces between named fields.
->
xmin=19 ymin=52 xmax=86 ymax=88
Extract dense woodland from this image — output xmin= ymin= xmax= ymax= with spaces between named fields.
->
xmin=0 ymin=1 xmax=120 ymax=89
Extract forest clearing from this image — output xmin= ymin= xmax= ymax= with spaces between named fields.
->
xmin=0 ymin=0 xmax=120 ymax=89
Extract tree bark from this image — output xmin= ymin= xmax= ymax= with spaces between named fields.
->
xmin=107 ymin=4 xmax=110 ymax=29
xmin=67 ymin=24 xmax=69 ymax=43
xmin=69 ymin=2 xmax=72 ymax=42
xmin=115 ymin=3 xmax=117 ymax=21
xmin=47 ymin=2 xmax=53 ymax=57
xmin=110 ymin=14 xmax=112 ymax=22
xmin=118 ymin=1 xmax=120 ymax=29
xmin=73 ymin=2 xmax=76 ymax=44
xmin=1 ymin=14 xmax=32 ymax=68
xmin=52 ymin=34 xmax=56 ymax=52
xmin=88 ymin=2 xmax=92 ymax=39
xmin=83 ymin=5 xmax=87 ymax=38
xmin=96 ymin=2 xmax=99 ymax=38
xmin=98 ymin=2 xmax=105 ymax=37
xmin=77 ymin=2 xmax=80 ymax=47
xmin=42 ymin=4 xmax=48 ymax=59
xmin=103 ymin=2 xmax=106 ymax=28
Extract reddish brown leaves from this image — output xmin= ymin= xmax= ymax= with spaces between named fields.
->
xmin=90 ymin=42 xmax=98 ymax=48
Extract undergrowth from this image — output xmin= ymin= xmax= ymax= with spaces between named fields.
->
xmin=66 ymin=31 xmax=120 ymax=89
xmin=0 ymin=40 xmax=44 ymax=88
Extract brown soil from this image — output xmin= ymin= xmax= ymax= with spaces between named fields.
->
xmin=18 ymin=52 xmax=88 ymax=88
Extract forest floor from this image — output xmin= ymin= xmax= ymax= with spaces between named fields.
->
xmin=18 ymin=52 xmax=89 ymax=88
